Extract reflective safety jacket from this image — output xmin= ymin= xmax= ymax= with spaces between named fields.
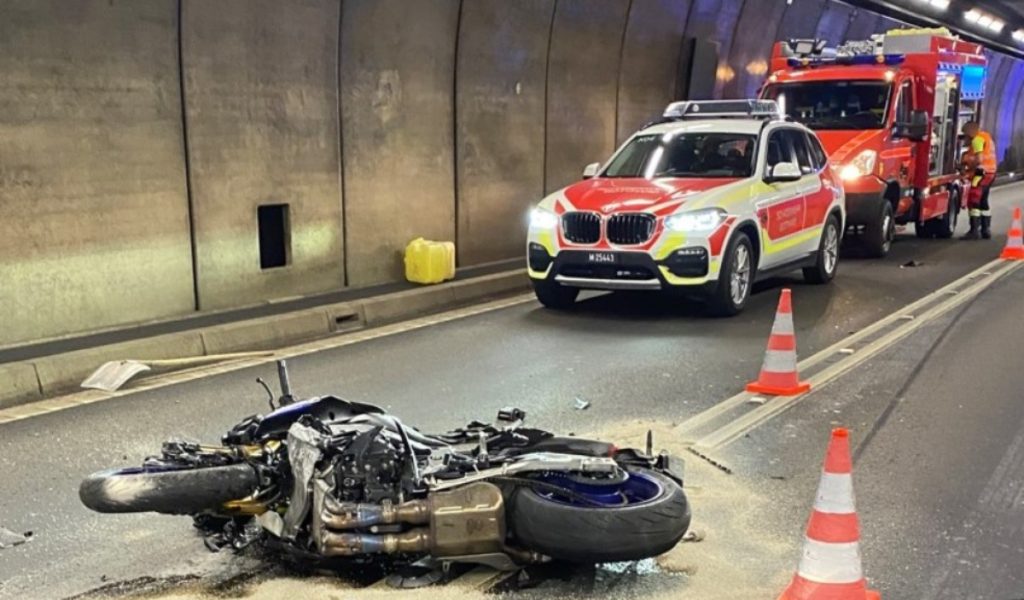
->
xmin=972 ymin=131 xmax=998 ymax=173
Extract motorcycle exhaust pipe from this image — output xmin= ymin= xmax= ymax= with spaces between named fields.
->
xmin=313 ymin=480 xmax=507 ymax=558
xmin=320 ymin=496 xmax=429 ymax=530
xmin=321 ymin=529 xmax=430 ymax=557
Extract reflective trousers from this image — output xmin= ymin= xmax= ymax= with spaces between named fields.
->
xmin=968 ymin=172 xmax=996 ymax=218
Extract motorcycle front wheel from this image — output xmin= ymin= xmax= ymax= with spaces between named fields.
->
xmin=507 ymin=467 xmax=690 ymax=563
xmin=79 ymin=462 xmax=259 ymax=515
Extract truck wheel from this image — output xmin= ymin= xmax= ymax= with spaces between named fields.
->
xmin=533 ymin=280 xmax=579 ymax=310
xmin=864 ymin=201 xmax=895 ymax=258
xmin=914 ymin=221 xmax=931 ymax=239
xmin=803 ymin=215 xmax=841 ymax=284
xmin=708 ymin=233 xmax=754 ymax=317
xmin=932 ymin=189 xmax=959 ymax=239
xmin=917 ymin=189 xmax=958 ymax=239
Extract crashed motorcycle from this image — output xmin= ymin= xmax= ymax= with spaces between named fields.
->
xmin=80 ymin=361 xmax=690 ymax=571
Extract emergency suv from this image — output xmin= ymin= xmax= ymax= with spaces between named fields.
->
xmin=527 ymin=100 xmax=845 ymax=316
xmin=761 ymin=29 xmax=988 ymax=257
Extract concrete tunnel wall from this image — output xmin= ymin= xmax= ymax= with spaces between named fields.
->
xmin=2 ymin=0 xmax=1024 ymax=346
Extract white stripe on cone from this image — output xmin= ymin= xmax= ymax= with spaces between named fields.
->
xmin=814 ymin=472 xmax=856 ymax=514
xmin=762 ymin=349 xmax=798 ymax=373
xmin=771 ymin=313 xmax=795 ymax=335
xmin=796 ymin=539 xmax=865 ymax=584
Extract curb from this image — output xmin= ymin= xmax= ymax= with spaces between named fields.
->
xmin=0 ymin=269 xmax=529 ymax=410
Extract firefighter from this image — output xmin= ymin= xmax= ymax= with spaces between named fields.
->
xmin=960 ymin=121 xmax=998 ymax=240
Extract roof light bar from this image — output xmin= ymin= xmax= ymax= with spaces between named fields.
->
xmin=787 ymin=54 xmax=906 ymax=68
xmin=663 ymin=100 xmax=782 ymax=120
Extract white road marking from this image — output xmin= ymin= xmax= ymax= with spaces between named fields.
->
xmin=683 ymin=259 xmax=1021 ymax=453
xmin=0 ymin=294 xmax=536 ymax=425
xmin=677 ymin=257 xmax=1009 ymax=439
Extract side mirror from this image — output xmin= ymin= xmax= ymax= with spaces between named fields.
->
xmin=895 ymin=110 xmax=929 ymax=142
xmin=765 ymin=161 xmax=803 ymax=183
xmin=582 ymin=162 xmax=601 ymax=179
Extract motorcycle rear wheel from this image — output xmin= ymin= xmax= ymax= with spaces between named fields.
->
xmin=507 ymin=467 xmax=690 ymax=563
xmin=79 ymin=463 xmax=259 ymax=515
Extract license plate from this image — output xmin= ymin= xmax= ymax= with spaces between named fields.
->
xmin=586 ymin=252 xmax=618 ymax=264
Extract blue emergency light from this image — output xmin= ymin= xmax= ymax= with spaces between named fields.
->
xmin=960 ymin=64 xmax=987 ymax=99
xmin=787 ymin=54 xmax=906 ymax=68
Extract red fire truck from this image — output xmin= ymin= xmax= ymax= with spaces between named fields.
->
xmin=760 ymin=29 xmax=988 ymax=257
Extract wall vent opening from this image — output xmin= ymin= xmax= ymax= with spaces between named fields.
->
xmin=258 ymin=204 xmax=290 ymax=269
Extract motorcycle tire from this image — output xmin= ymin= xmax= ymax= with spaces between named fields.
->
xmin=79 ymin=463 xmax=258 ymax=515
xmin=507 ymin=467 xmax=691 ymax=563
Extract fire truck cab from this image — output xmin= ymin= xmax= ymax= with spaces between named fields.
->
xmin=760 ymin=29 xmax=988 ymax=257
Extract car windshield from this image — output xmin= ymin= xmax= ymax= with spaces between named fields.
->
xmin=762 ymin=80 xmax=892 ymax=130
xmin=602 ymin=132 xmax=757 ymax=179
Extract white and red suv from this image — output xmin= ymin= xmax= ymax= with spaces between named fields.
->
xmin=527 ymin=100 xmax=845 ymax=315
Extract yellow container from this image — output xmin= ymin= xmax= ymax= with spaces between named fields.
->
xmin=404 ymin=238 xmax=455 ymax=284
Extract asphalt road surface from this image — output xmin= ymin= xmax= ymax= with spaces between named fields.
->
xmin=2 ymin=181 xmax=1024 ymax=600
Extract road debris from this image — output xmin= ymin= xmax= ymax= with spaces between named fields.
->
xmin=900 ymin=260 xmax=924 ymax=268
xmin=82 ymin=352 xmax=274 ymax=393
xmin=574 ymin=397 xmax=590 ymax=410
xmin=838 ymin=348 xmax=855 ymax=355
xmin=747 ymin=396 xmax=767 ymax=405
xmin=682 ymin=529 xmax=706 ymax=543
xmin=0 ymin=527 xmax=32 ymax=549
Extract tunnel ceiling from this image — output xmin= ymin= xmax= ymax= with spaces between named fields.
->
xmin=984 ymin=0 xmax=1024 ymax=22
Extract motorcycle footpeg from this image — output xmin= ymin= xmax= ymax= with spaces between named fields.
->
xmin=497 ymin=407 xmax=526 ymax=423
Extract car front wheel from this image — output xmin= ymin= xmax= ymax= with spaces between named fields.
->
xmin=708 ymin=232 xmax=754 ymax=317
xmin=533 ymin=280 xmax=579 ymax=310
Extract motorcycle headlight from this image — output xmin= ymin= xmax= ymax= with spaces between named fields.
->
xmin=529 ymin=208 xmax=558 ymax=229
xmin=840 ymin=150 xmax=878 ymax=181
xmin=665 ymin=208 xmax=727 ymax=233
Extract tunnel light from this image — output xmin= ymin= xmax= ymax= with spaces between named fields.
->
xmin=1013 ymin=29 xmax=1024 ymax=43
xmin=964 ymin=7 xmax=1008 ymax=33
xmin=745 ymin=60 xmax=769 ymax=76
xmin=929 ymin=0 xmax=950 ymax=10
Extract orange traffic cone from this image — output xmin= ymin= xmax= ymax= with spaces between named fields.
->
xmin=1000 ymin=207 xmax=1024 ymax=260
xmin=746 ymin=289 xmax=810 ymax=396
xmin=778 ymin=428 xmax=880 ymax=600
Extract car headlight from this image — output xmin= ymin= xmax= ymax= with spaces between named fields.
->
xmin=840 ymin=150 xmax=878 ymax=181
xmin=665 ymin=208 xmax=727 ymax=233
xmin=529 ymin=208 xmax=558 ymax=229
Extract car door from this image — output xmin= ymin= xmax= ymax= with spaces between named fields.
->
xmin=791 ymin=130 xmax=836 ymax=256
xmin=756 ymin=128 xmax=811 ymax=267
